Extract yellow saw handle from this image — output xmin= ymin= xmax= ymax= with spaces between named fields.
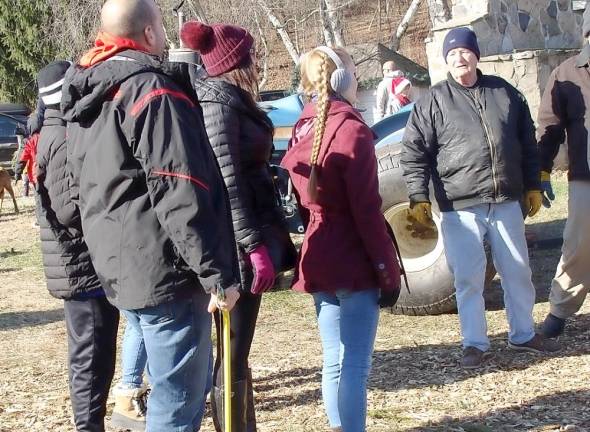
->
xmin=222 ymin=309 xmax=231 ymax=432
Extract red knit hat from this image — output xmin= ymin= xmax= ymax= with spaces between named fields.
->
xmin=180 ymin=21 xmax=254 ymax=77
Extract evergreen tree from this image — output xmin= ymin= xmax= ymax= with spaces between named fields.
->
xmin=0 ymin=0 xmax=56 ymax=104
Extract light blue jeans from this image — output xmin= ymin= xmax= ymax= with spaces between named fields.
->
xmin=122 ymin=292 xmax=212 ymax=432
xmin=313 ymin=289 xmax=379 ymax=432
xmin=121 ymin=322 xmax=148 ymax=388
xmin=120 ymin=321 xmax=214 ymax=420
xmin=440 ymin=201 xmax=536 ymax=351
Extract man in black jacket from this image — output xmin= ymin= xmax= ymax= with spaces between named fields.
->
xmin=61 ymin=0 xmax=240 ymax=430
xmin=401 ymin=27 xmax=559 ymax=369
xmin=36 ymin=60 xmax=120 ymax=432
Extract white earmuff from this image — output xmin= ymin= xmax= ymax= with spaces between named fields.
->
xmin=315 ymin=46 xmax=353 ymax=95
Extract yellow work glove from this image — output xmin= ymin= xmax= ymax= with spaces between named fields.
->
xmin=408 ymin=202 xmax=434 ymax=227
xmin=525 ymin=190 xmax=543 ymax=217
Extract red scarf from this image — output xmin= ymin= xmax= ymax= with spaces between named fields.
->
xmin=79 ymin=31 xmax=149 ymax=67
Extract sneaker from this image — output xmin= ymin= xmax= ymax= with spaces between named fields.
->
xmin=461 ymin=346 xmax=492 ymax=369
xmin=110 ymin=384 xmax=148 ymax=431
xmin=508 ymin=333 xmax=561 ymax=353
xmin=540 ymin=313 xmax=566 ymax=338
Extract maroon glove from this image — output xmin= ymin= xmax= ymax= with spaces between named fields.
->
xmin=248 ymin=245 xmax=276 ymax=295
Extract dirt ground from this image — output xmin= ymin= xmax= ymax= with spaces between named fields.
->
xmin=1 ymin=174 xmax=589 ymax=432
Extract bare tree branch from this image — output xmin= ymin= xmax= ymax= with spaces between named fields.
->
xmin=256 ymin=0 xmax=300 ymax=64
xmin=390 ymin=0 xmax=421 ymax=51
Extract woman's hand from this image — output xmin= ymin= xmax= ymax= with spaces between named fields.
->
xmin=248 ymin=245 xmax=276 ymax=294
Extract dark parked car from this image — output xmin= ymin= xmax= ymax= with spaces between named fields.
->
xmin=0 ymin=103 xmax=30 ymax=173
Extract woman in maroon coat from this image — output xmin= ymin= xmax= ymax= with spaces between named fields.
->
xmin=281 ymin=46 xmax=401 ymax=432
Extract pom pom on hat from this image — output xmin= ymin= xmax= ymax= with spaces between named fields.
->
xmin=180 ymin=20 xmax=254 ymax=77
xmin=180 ymin=21 xmax=214 ymax=52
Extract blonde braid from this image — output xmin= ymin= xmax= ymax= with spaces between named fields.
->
xmin=307 ymin=51 xmax=331 ymax=202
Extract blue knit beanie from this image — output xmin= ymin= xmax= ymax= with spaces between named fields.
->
xmin=443 ymin=27 xmax=480 ymax=62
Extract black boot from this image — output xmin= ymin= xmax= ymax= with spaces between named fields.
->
xmin=211 ymin=381 xmax=248 ymax=432
xmin=246 ymin=368 xmax=257 ymax=432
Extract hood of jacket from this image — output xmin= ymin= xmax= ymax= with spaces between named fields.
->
xmin=61 ymin=49 xmax=164 ymax=123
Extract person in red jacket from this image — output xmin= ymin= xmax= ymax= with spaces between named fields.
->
xmin=14 ymin=112 xmax=42 ymax=196
xmin=281 ymin=46 xmax=401 ymax=432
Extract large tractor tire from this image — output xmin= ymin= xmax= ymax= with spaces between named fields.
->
xmin=376 ymin=144 xmax=496 ymax=315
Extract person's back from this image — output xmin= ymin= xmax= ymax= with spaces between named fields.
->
xmin=35 ymin=60 xmax=120 ymax=432
xmin=61 ymin=0 xmax=241 ymax=430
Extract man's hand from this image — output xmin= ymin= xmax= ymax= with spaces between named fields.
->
xmin=525 ymin=190 xmax=543 ymax=217
xmin=208 ymin=286 xmax=240 ymax=313
xmin=540 ymin=171 xmax=555 ymax=208
xmin=407 ymin=202 xmax=434 ymax=227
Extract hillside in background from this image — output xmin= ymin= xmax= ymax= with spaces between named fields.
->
xmin=261 ymin=0 xmax=432 ymax=90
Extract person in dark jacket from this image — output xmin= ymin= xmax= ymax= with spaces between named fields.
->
xmin=401 ymin=27 xmax=559 ymax=369
xmin=180 ymin=20 xmax=292 ymax=432
xmin=537 ymin=5 xmax=590 ymax=338
xmin=35 ymin=60 xmax=120 ymax=432
xmin=60 ymin=1 xmax=241 ymax=430
xmin=281 ymin=46 xmax=401 ymax=432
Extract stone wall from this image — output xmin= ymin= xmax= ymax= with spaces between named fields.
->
xmin=477 ymin=49 xmax=578 ymax=121
xmin=426 ymin=0 xmax=587 ymax=84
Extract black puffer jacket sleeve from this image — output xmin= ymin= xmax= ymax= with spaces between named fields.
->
xmin=401 ymin=96 xmax=438 ymax=204
xmin=133 ymin=84 xmax=240 ymax=294
xmin=200 ymin=101 xmax=263 ymax=253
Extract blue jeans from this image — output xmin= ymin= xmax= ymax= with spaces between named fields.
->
xmin=313 ymin=289 xmax=379 ymax=432
xmin=120 ymin=322 xmax=214 ymax=408
xmin=440 ymin=201 xmax=536 ymax=351
xmin=121 ymin=322 xmax=148 ymax=388
xmin=122 ymin=292 xmax=212 ymax=432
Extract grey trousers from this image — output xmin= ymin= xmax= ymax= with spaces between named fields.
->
xmin=549 ymin=180 xmax=590 ymax=318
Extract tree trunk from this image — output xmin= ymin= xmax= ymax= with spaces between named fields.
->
xmin=390 ymin=0 xmax=421 ymax=51
xmin=426 ymin=0 xmax=451 ymax=27
xmin=319 ymin=0 xmax=336 ymax=46
xmin=257 ymin=0 xmax=300 ymax=64
xmin=324 ymin=0 xmax=345 ymax=46
xmin=254 ymin=12 xmax=269 ymax=91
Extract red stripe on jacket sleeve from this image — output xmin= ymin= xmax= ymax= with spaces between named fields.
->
xmin=152 ymin=170 xmax=210 ymax=192
xmin=130 ymin=88 xmax=195 ymax=116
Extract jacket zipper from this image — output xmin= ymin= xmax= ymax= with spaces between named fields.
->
xmin=473 ymin=89 xmax=498 ymax=198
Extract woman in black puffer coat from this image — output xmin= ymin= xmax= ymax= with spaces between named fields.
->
xmin=181 ymin=21 xmax=293 ymax=432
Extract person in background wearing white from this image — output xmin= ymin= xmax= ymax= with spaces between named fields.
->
xmin=375 ymin=60 xmax=403 ymax=121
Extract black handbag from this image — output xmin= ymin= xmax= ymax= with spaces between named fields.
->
xmin=260 ymin=222 xmax=298 ymax=274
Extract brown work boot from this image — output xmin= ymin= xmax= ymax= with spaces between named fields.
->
xmin=110 ymin=384 xmax=148 ymax=431
xmin=461 ymin=346 xmax=492 ymax=369
xmin=508 ymin=333 xmax=561 ymax=353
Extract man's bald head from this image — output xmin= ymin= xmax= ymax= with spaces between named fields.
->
xmin=101 ymin=0 xmax=158 ymax=39
xmin=101 ymin=0 xmax=166 ymax=56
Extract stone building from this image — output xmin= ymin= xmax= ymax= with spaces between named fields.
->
xmin=425 ymin=0 xmax=588 ymax=122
